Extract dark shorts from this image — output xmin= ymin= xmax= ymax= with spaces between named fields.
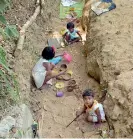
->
xmin=71 ymin=37 xmax=80 ymax=42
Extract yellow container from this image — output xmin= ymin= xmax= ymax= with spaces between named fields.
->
xmin=60 ymin=28 xmax=67 ymax=35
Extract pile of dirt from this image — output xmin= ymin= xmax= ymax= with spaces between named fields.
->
xmin=85 ymin=0 xmax=133 ymax=137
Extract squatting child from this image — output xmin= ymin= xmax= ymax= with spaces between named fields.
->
xmin=76 ymin=89 xmax=106 ymax=126
xmin=32 ymin=46 xmax=65 ymax=89
xmin=63 ymin=22 xmax=82 ymax=45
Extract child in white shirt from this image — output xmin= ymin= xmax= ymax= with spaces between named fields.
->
xmin=32 ymin=46 xmax=66 ymax=89
xmin=76 ymin=89 xmax=106 ymax=125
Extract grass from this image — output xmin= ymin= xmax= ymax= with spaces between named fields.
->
xmin=0 ymin=0 xmax=20 ymax=113
xmin=0 ymin=45 xmax=19 ymax=111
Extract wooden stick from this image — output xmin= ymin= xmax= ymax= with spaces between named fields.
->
xmin=40 ymin=0 xmax=45 ymax=15
xmin=66 ymin=112 xmax=83 ymax=128
xmin=38 ymin=112 xmax=44 ymax=137
xmin=14 ymin=4 xmax=41 ymax=57
xmin=40 ymin=0 xmax=45 ymax=8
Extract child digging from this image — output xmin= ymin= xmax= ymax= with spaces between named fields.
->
xmin=32 ymin=46 xmax=66 ymax=89
xmin=63 ymin=22 xmax=82 ymax=45
xmin=76 ymin=89 xmax=106 ymax=127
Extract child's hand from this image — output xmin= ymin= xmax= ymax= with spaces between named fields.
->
xmin=63 ymin=51 xmax=67 ymax=55
xmin=76 ymin=111 xmax=82 ymax=116
xmin=50 ymin=63 xmax=55 ymax=70
xmin=60 ymin=69 xmax=67 ymax=75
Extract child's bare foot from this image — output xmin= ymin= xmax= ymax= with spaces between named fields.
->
xmin=46 ymin=79 xmax=53 ymax=85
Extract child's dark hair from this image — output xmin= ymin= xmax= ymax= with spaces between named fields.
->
xmin=82 ymin=89 xmax=94 ymax=98
xmin=67 ymin=22 xmax=74 ymax=29
xmin=42 ymin=46 xmax=55 ymax=60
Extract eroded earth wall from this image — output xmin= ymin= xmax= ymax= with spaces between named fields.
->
xmin=85 ymin=0 xmax=133 ymax=137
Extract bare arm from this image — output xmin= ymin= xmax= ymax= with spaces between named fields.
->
xmin=62 ymin=32 xmax=68 ymax=38
xmin=43 ymin=62 xmax=66 ymax=77
xmin=43 ymin=62 xmax=51 ymax=71
xmin=95 ymin=108 xmax=102 ymax=124
xmin=77 ymin=31 xmax=82 ymax=40
xmin=52 ymin=70 xmax=66 ymax=78
xmin=43 ymin=62 xmax=66 ymax=84
xmin=54 ymin=54 xmax=63 ymax=58
xmin=55 ymin=51 xmax=67 ymax=58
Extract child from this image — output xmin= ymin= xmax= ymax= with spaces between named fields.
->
xmin=32 ymin=46 xmax=66 ymax=89
xmin=76 ymin=89 xmax=106 ymax=125
xmin=63 ymin=22 xmax=82 ymax=45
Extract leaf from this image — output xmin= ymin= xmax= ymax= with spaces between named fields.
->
xmin=0 ymin=27 xmax=7 ymax=39
xmin=0 ymin=0 xmax=7 ymax=13
xmin=0 ymin=15 xmax=7 ymax=25
xmin=17 ymin=130 xmax=23 ymax=137
xmin=0 ymin=59 xmax=10 ymax=71
xmin=9 ymin=88 xmax=19 ymax=102
xmin=0 ymin=46 xmax=10 ymax=71
xmin=12 ymin=74 xmax=19 ymax=99
xmin=0 ymin=45 xmax=6 ymax=64
xmin=5 ymin=25 xmax=19 ymax=38
xmin=0 ymin=0 xmax=20 ymax=109
xmin=0 ymin=0 xmax=10 ymax=14
xmin=0 ymin=46 xmax=19 ymax=103
xmin=0 ymin=51 xmax=7 ymax=69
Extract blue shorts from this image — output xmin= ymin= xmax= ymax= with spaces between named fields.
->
xmin=49 ymin=56 xmax=62 ymax=65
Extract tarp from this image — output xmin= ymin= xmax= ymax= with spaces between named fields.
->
xmin=61 ymin=0 xmax=77 ymax=6
xmin=60 ymin=0 xmax=85 ymax=19
xmin=91 ymin=0 xmax=116 ymax=15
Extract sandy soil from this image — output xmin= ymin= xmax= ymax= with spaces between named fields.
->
xmin=28 ymin=22 xmax=105 ymax=137
xmin=3 ymin=0 xmax=109 ymax=137
xmin=2 ymin=0 xmax=133 ymax=137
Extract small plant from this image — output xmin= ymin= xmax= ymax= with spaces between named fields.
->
xmin=0 ymin=46 xmax=19 ymax=109
xmin=0 ymin=0 xmax=19 ymax=39
xmin=0 ymin=0 xmax=20 ymax=110
xmin=0 ymin=0 xmax=10 ymax=14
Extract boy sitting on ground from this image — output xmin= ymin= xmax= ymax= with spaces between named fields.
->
xmin=76 ymin=89 xmax=106 ymax=127
xmin=63 ymin=22 xmax=82 ymax=45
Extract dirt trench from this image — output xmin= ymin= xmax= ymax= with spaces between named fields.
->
xmin=4 ymin=0 xmax=110 ymax=138
xmin=85 ymin=0 xmax=133 ymax=137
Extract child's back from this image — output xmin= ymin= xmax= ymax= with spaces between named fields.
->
xmin=32 ymin=57 xmax=48 ymax=73
xmin=32 ymin=57 xmax=49 ymax=89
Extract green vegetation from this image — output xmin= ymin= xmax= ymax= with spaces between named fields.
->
xmin=0 ymin=0 xmax=19 ymax=39
xmin=0 ymin=0 xmax=20 ymax=110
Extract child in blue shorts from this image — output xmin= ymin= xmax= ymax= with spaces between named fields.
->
xmin=32 ymin=46 xmax=66 ymax=89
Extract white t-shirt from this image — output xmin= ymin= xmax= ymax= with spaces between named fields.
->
xmin=32 ymin=57 xmax=49 ymax=88
xmin=32 ymin=57 xmax=48 ymax=72
xmin=85 ymin=100 xmax=105 ymax=120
